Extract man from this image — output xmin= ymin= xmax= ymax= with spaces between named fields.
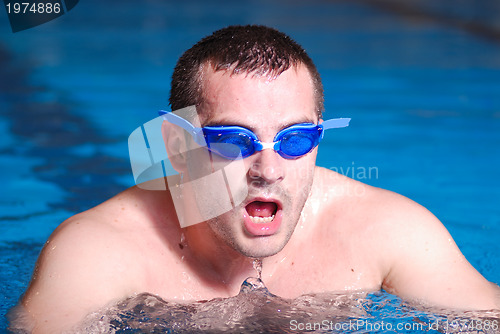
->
xmin=18 ymin=25 xmax=499 ymax=333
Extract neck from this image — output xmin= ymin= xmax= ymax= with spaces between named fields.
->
xmin=181 ymin=213 xmax=312 ymax=294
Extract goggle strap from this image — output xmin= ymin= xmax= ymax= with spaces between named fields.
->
xmin=160 ymin=111 xmax=206 ymax=146
xmin=322 ymin=118 xmax=351 ymax=129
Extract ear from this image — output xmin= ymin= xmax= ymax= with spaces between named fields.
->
xmin=161 ymin=120 xmax=188 ymax=173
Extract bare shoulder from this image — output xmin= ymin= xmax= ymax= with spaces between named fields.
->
xmin=311 ymin=166 xmax=440 ymax=268
xmin=313 ymin=167 xmax=499 ymax=310
xmin=21 ymin=186 xmax=180 ymax=333
xmin=312 ymin=166 xmax=434 ymax=230
xmin=33 ymin=186 xmax=171 ymax=281
xmin=314 ymin=166 xmax=471 ymax=269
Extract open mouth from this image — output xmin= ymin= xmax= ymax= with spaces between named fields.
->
xmin=243 ymin=200 xmax=282 ymax=236
xmin=245 ymin=201 xmax=278 ymax=223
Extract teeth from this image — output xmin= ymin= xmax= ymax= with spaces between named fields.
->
xmin=249 ymin=215 xmax=275 ymax=224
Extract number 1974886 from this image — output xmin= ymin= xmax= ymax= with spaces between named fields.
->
xmin=6 ymin=2 xmax=61 ymax=14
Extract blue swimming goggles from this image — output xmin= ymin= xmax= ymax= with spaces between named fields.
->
xmin=160 ymin=111 xmax=350 ymax=160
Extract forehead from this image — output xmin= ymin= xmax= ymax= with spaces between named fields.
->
xmin=199 ymin=64 xmax=317 ymax=128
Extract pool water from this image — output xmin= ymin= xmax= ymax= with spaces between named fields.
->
xmin=1 ymin=0 xmax=499 ymax=332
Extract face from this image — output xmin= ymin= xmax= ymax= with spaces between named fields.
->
xmin=187 ymin=64 xmax=319 ymax=258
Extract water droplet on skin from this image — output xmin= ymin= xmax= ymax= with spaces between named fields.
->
xmin=179 ymin=233 xmax=188 ymax=250
xmin=181 ymin=271 xmax=191 ymax=284
xmin=252 ymin=258 xmax=262 ymax=279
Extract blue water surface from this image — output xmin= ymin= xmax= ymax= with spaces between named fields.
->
xmin=1 ymin=0 xmax=499 ymax=332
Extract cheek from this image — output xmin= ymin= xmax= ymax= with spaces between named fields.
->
xmin=286 ymin=153 xmax=317 ymax=185
xmin=185 ymin=148 xmax=213 ymax=177
xmin=282 ymin=165 xmax=315 ymax=205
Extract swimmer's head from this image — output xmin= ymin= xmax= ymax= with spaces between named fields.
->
xmin=161 ymin=25 xmax=325 ymax=258
xmin=169 ymin=25 xmax=324 ymax=119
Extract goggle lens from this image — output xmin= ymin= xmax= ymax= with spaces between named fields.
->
xmin=203 ymin=124 xmax=322 ymax=160
xmin=277 ymin=127 xmax=321 ymax=159
xmin=205 ymin=132 xmax=256 ymax=159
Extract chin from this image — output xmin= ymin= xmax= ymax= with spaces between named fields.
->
xmin=239 ymin=245 xmax=282 ymax=258
xmin=207 ymin=209 xmax=298 ymax=258
xmin=233 ymin=231 xmax=292 ymax=258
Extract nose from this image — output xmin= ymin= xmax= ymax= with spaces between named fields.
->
xmin=248 ymin=148 xmax=285 ymax=185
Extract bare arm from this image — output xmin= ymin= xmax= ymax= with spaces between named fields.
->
xmin=380 ymin=192 xmax=499 ymax=310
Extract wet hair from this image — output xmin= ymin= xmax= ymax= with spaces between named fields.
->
xmin=169 ymin=25 xmax=324 ymax=118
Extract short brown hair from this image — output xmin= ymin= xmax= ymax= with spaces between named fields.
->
xmin=169 ymin=25 xmax=324 ymax=118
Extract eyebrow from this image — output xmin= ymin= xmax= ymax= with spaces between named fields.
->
xmin=203 ymin=117 xmax=317 ymax=132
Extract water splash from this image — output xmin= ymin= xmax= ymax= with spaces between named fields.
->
xmin=239 ymin=277 xmax=267 ymax=294
xmin=252 ymin=258 xmax=262 ymax=279
xmin=74 ymin=284 xmax=499 ymax=334
xmin=75 ymin=277 xmax=362 ymax=334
